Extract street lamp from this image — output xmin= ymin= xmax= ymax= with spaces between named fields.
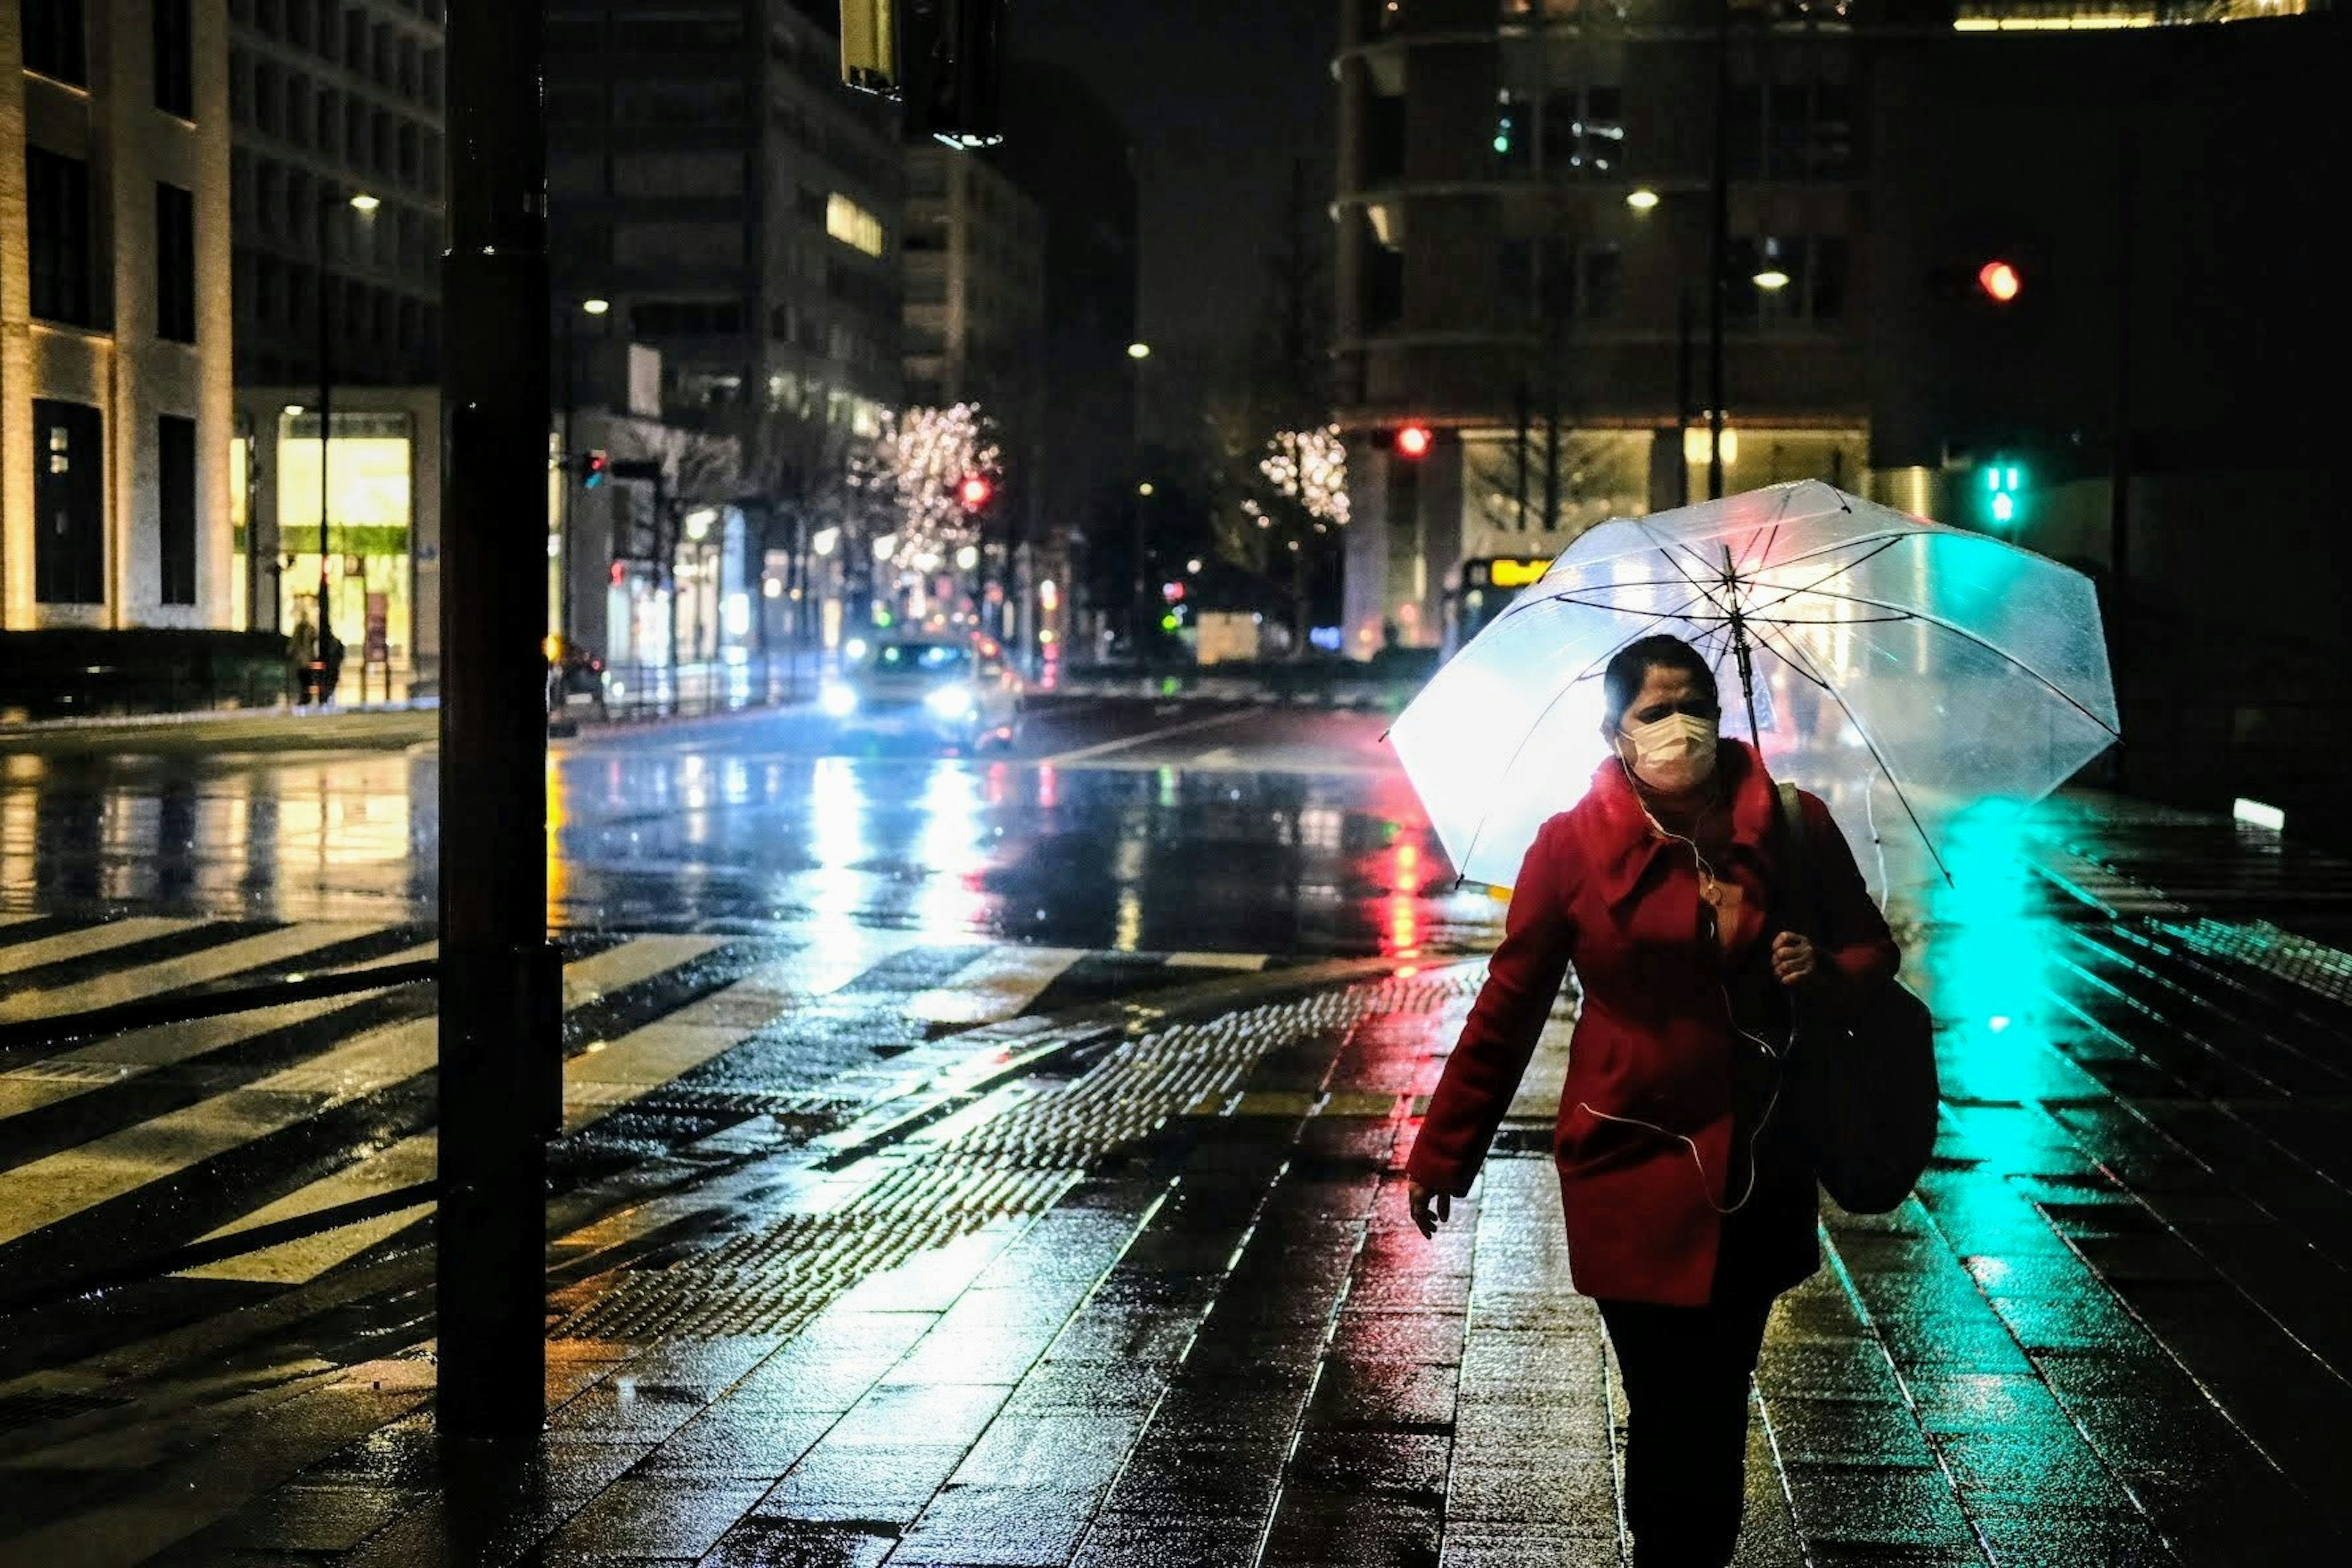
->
xmin=314 ymin=187 xmax=380 ymax=703
xmin=1626 ymin=187 xmax=1660 ymax=212
xmin=1126 ymin=342 xmax=1153 ymax=654
xmin=1126 ymin=341 xmax=1151 ymax=360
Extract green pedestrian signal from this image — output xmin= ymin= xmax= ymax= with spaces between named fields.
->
xmin=1978 ymin=461 xmax=2026 ymax=528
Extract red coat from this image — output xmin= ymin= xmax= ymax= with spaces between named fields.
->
xmin=1406 ymin=741 xmax=1899 ymax=1306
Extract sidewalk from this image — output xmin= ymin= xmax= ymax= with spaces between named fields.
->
xmin=4 ymin=790 xmax=2349 ymax=1566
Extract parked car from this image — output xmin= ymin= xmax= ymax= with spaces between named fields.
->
xmin=816 ymin=636 xmax=1022 ymax=750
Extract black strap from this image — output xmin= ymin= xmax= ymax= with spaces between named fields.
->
xmin=1776 ymin=781 xmax=1818 ymax=942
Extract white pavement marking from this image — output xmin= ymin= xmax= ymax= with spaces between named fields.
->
xmin=0 ymin=922 xmax=387 ymax=1025
xmin=0 ymin=938 xmax=717 ymax=1251
xmin=905 ymin=946 xmax=1088 ymax=1027
xmin=1038 ymin=707 xmax=1256 ymax=765
xmin=0 ymin=918 xmax=201 ymax=979
xmin=184 ymin=933 xmax=940 ymax=1283
xmin=0 ymin=942 xmax=439 ymax=1123
xmin=1162 ymin=952 xmax=1271 ymax=971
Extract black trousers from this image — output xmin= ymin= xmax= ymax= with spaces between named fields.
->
xmin=1597 ymin=1294 xmax=1775 ymax=1568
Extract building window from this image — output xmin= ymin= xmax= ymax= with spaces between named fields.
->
xmin=159 ymin=415 xmax=198 ymax=606
xmin=826 ymin=194 xmax=886 ymax=257
xmin=34 ymin=400 xmax=106 ymax=606
xmin=157 ymin=183 xmax=198 ymax=342
xmin=154 ymin=0 xmax=196 ymax=118
xmin=1579 ymin=244 xmax=1622 ymax=320
xmin=27 ymin=147 xmax=96 ymax=327
xmin=1542 ymin=85 xmax=1623 ymax=176
xmin=1731 ymin=80 xmax=1853 ymax=182
xmin=23 ymin=0 xmax=88 ymax=85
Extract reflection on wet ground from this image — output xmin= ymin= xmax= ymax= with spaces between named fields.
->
xmin=0 ymin=716 xmax=1500 ymax=958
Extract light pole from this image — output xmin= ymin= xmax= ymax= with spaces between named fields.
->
xmin=1126 ymin=341 xmax=1150 ymax=654
xmin=315 ymin=189 xmax=377 ymax=701
xmin=559 ymin=297 xmax=610 ymax=658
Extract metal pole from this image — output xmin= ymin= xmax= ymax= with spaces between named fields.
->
xmin=1707 ymin=0 xmax=1730 ymax=501
xmin=437 ymin=1 xmax=554 ymax=1441
xmin=1676 ymin=288 xmax=1693 ymax=508
xmin=2108 ymin=130 xmax=2133 ymax=790
xmin=318 ymin=197 xmax=334 ymax=686
xmin=559 ymin=311 xmax=574 ymax=653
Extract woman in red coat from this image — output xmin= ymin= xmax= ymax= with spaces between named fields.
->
xmin=1406 ymin=633 xmax=1898 ymax=1568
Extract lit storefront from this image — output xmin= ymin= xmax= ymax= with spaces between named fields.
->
xmin=273 ymin=410 xmax=417 ymax=669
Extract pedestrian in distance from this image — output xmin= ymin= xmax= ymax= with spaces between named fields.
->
xmin=287 ymin=612 xmax=320 ymax=705
xmin=318 ymin=625 xmax=347 ymax=705
xmin=1404 ymin=633 xmax=1899 ymax=1568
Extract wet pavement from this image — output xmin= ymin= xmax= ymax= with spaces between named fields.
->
xmin=0 ymin=699 xmax=1495 ymax=957
xmin=2 ymin=703 xmax=2351 ymax=1564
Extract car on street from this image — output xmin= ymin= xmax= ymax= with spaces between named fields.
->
xmin=816 ymin=636 xmax=1023 ymax=750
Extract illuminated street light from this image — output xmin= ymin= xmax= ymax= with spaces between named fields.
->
xmin=349 ymin=192 xmax=380 ymax=213
xmin=1138 ymin=481 xmax=1155 ymax=497
xmin=582 ymin=298 xmax=611 ymax=316
xmin=1626 ymin=187 xmax=1660 ymax=212
xmin=1753 ymin=268 xmax=1791 ymax=291
xmin=1126 ymin=341 xmax=1152 ymax=360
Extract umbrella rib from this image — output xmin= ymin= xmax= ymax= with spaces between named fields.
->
xmin=1769 ymin=582 xmax=2121 ymax=737
xmin=1741 ymin=535 xmax=1913 ymax=616
xmin=1452 ymin=574 xmax=1735 ymax=874
xmin=1746 ymin=620 xmax=1956 ymax=888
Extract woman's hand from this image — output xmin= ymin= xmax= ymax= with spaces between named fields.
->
xmin=1407 ymin=1178 xmax=1451 ymax=1240
xmin=1771 ymin=931 xmax=1820 ymax=989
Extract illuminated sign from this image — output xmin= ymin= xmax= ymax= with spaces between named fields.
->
xmin=1490 ymin=557 xmax=1551 ymax=589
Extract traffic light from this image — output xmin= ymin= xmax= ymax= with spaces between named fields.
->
xmin=1975 ymin=459 xmax=2028 ymax=528
xmin=957 ymin=473 xmax=993 ymax=510
xmin=1372 ymin=423 xmax=1436 ymax=459
xmin=581 ymin=450 xmax=609 ymax=488
xmin=1976 ymin=259 xmax=2022 ymax=304
xmin=840 ymin=0 xmax=1006 ymax=148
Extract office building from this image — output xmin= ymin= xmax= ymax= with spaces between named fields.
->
xmin=3 ymin=0 xmax=235 ymax=633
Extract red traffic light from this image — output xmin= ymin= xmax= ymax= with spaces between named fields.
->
xmin=958 ymin=474 xmax=993 ymax=509
xmin=1975 ymin=260 xmax=2022 ymax=304
xmin=1395 ymin=423 xmax=1434 ymax=459
xmin=581 ymin=450 xmax=610 ymax=488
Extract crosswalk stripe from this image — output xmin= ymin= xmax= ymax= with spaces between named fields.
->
xmin=0 ymin=938 xmax=713 ymax=1252
xmin=186 ymin=933 xmax=933 ymax=1284
xmin=906 ymin=946 xmax=1089 ymax=1027
xmin=0 ymin=922 xmax=388 ymax=1025
xmin=563 ymin=934 xmax=726 ymax=1009
xmin=0 ymin=918 xmax=202 ymax=979
xmin=177 ymin=1133 xmax=435 ymax=1284
xmin=0 ymin=942 xmax=439 ymax=1124
xmin=1163 ymin=951 xmax=1271 ymax=972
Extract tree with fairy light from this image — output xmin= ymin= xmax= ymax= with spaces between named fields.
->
xmin=850 ymin=402 xmax=1003 ymax=615
xmin=1212 ymin=422 xmax=1348 ymax=654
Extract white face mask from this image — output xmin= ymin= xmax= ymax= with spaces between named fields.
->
xmin=1617 ymin=710 xmax=1719 ymax=792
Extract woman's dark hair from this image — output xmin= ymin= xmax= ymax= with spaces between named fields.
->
xmin=1601 ymin=634 xmax=1718 ymax=732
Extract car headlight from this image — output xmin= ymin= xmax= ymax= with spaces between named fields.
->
xmin=924 ymin=683 xmax=977 ymax=720
xmin=818 ymin=682 xmax=858 ymax=718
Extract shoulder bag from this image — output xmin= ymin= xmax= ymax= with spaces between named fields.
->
xmin=1776 ymin=782 xmax=1939 ymax=1215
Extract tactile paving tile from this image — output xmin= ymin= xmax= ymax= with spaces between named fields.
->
xmin=2153 ymin=916 xmax=2352 ymax=1009
xmin=548 ymin=970 xmax=1482 ymax=1343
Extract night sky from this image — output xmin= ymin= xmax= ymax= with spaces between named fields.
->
xmin=1005 ymin=1 xmax=1337 ymax=395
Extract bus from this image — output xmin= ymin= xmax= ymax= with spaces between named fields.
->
xmin=1444 ymin=554 xmax=1553 ymax=658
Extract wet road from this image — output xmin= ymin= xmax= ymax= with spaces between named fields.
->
xmin=0 ymin=698 xmax=1502 ymax=959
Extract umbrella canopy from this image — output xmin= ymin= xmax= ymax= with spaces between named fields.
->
xmin=1387 ymin=480 xmax=2119 ymax=895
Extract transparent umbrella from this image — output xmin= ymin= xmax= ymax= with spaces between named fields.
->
xmin=1387 ymin=480 xmax=2120 ymax=898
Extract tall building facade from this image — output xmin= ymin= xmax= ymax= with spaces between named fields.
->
xmin=1335 ymin=0 xmax=1874 ymax=658
xmin=1333 ymin=0 xmax=2331 ymax=662
xmin=901 ymin=144 xmax=1043 ymax=410
xmin=544 ymin=0 xmax=904 ymax=466
xmin=224 ymin=0 xmax=447 ymax=655
xmin=2 ymin=0 xmax=235 ymax=633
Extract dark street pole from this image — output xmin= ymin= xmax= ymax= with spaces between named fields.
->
xmin=2109 ymin=130 xmax=2135 ymax=790
xmin=437 ymin=3 xmax=554 ymax=1439
xmin=317 ymin=200 xmax=334 ymax=672
xmin=1676 ymin=288 xmax=1694 ymax=508
xmin=1706 ymin=0 xmax=1730 ymax=501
